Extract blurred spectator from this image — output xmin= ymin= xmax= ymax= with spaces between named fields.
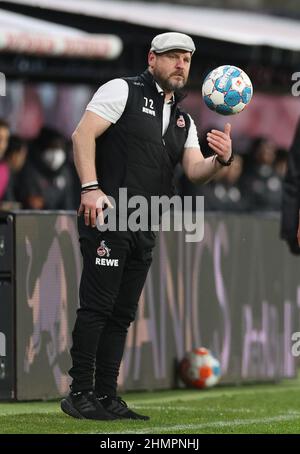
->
xmin=18 ymin=127 xmax=75 ymax=209
xmin=66 ymin=138 xmax=81 ymax=209
xmin=0 ymin=119 xmax=10 ymax=200
xmin=275 ymin=148 xmax=288 ymax=179
xmin=178 ymin=127 xmax=251 ymax=212
xmin=2 ymin=135 xmax=28 ymax=203
xmin=245 ymin=137 xmax=282 ymax=211
xmin=174 ymin=132 xmax=288 ymax=213
xmin=201 ymin=154 xmax=251 ymax=211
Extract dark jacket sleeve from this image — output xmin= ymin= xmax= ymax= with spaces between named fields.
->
xmin=281 ymin=119 xmax=300 ymax=254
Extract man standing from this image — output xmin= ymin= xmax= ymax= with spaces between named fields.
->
xmin=61 ymin=32 xmax=233 ymax=421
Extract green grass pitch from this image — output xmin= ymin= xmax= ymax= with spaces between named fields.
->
xmin=1 ymin=378 xmax=300 ymax=434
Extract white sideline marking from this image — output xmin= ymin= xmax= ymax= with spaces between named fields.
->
xmin=101 ymin=413 xmax=300 ymax=435
xmin=126 ymin=385 xmax=300 ymax=406
xmin=0 ymin=409 xmax=58 ymax=416
xmin=132 ymin=405 xmax=254 ymax=413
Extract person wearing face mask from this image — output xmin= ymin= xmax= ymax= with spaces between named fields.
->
xmin=18 ymin=127 xmax=75 ymax=209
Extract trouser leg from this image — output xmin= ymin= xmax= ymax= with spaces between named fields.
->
xmin=95 ymin=232 xmax=155 ymax=397
xmin=69 ymin=219 xmax=130 ymax=392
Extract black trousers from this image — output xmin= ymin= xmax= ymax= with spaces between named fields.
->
xmin=69 ymin=216 xmax=155 ymax=395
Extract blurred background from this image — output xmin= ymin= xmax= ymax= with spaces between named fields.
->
xmin=1 ymin=0 xmax=300 ymax=406
xmin=0 ymin=0 xmax=299 ymax=212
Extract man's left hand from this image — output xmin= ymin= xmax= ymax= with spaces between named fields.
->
xmin=207 ymin=123 xmax=232 ymax=162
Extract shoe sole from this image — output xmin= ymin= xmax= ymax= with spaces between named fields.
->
xmin=106 ymin=411 xmax=150 ymax=421
xmin=61 ymin=398 xmax=84 ymax=419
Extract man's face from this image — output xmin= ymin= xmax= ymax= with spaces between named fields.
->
xmin=0 ymin=126 xmax=9 ymax=159
xmin=148 ymin=50 xmax=191 ymax=92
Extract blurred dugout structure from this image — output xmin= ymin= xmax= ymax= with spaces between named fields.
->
xmin=0 ymin=0 xmax=299 ymax=172
xmin=136 ymin=0 xmax=300 ymax=17
xmin=0 ymin=0 xmax=299 ymax=89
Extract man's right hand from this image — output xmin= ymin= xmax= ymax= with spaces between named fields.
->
xmin=78 ymin=189 xmax=113 ymax=227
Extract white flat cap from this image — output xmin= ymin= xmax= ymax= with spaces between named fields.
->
xmin=150 ymin=32 xmax=195 ymax=55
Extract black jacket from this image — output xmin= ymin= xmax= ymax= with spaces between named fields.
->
xmin=281 ymin=119 xmax=300 ymax=254
xmin=95 ymin=69 xmax=190 ymax=202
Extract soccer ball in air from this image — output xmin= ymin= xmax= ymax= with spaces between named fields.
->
xmin=202 ymin=65 xmax=253 ymax=115
xmin=179 ymin=347 xmax=221 ymax=389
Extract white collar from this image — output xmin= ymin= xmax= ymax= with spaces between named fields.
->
xmin=155 ymin=82 xmax=175 ymax=104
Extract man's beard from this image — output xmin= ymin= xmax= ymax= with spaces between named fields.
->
xmin=153 ymin=68 xmax=186 ymax=92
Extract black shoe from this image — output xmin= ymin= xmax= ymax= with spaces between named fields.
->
xmin=97 ymin=395 xmax=150 ymax=420
xmin=61 ymin=390 xmax=117 ymax=420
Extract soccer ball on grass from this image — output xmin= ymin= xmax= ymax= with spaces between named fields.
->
xmin=179 ymin=347 xmax=221 ymax=389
